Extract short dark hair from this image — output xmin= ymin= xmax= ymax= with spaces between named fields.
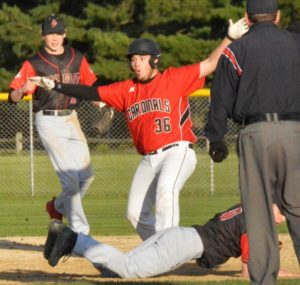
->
xmin=247 ymin=12 xmax=277 ymax=23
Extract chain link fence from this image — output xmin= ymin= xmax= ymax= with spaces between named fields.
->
xmin=0 ymin=93 xmax=241 ymax=198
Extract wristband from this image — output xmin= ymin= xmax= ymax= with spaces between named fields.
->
xmin=226 ymin=34 xmax=236 ymax=41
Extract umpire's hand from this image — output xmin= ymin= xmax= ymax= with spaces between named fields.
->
xmin=209 ymin=141 xmax=228 ymax=162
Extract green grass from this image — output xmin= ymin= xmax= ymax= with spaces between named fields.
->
xmin=0 ymin=194 xmax=294 ymax=285
xmin=0 ymin=152 xmax=294 ymax=285
xmin=0 ymin=194 xmax=288 ymax=237
xmin=0 ymin=150 xmax=240 ymax=197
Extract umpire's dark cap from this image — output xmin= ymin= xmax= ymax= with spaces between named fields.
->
xmin=247 ymin=0 xmax=278 ymax=14
xmin=42 ymin=14 xmax=65 ymax=35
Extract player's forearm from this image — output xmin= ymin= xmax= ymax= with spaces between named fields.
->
xmin=241 ymin=262 xmax=249 ymax=278
xmin=208 ymin=37 xmax=231 ymax=70
xmin=53 ymin=83 xmax=100 ymax=101
xmin=9 ymin=88 xmax=26 ymax=103
xmin=199 ymin=37 xmax=231 ymax=78
xmin=200 ymin=17 xmax=249 ymax=78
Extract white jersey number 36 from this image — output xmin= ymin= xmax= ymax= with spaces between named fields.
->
xmin=154 ymin=117 xmax=171 ymax=133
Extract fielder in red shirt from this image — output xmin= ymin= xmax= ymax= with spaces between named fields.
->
xmin=30 ymin=18 xmax=249 ymax=241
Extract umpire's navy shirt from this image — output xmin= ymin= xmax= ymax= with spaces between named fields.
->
xmin=205 ymin=21 xmax=300 ymax=142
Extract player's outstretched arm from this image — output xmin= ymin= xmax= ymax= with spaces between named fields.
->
xmin=199 ymin=17 xmax=249 ymax=78
xmin=29 ymin=77 xmax=101 ymax=102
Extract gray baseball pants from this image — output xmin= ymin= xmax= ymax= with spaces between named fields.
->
xmin=73 ymin=226 xmax=203 ymax=278
xmin=238 ymin=120 xmax=300 ymax=285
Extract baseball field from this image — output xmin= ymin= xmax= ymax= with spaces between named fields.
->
xmin=0 ymin=151 xmax=299 ymax=285
xmin=0 ymin=196 xmax=300 ymax=285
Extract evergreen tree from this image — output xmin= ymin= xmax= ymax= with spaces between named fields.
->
xmin=0 ymin=0 xmax=298 ymax=90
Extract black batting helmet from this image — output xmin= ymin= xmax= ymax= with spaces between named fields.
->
xmin=127 ymin=38 xmax=161 ymax=68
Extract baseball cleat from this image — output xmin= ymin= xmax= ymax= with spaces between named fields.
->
xmin=46 ymin=197 xmax=63 ymax=221
xmin=44 ymin=219 xmax=65 ymax=260
xmin=48 ymin=226 xmax=78 ymax=267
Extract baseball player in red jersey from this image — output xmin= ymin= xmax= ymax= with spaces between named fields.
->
xmin=43 ymin=202 xmax=299 ymax=279
xmin=9 ymin=14 xmax=112 ymax=255
xmin=30 ymin=17 xmax=249 ymax=240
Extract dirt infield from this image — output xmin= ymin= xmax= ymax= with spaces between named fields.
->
xmin=0 ymin=234 xmax=299 ymax=284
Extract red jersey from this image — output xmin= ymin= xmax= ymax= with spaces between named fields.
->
xmin=98 ymin=63 xmax=205 ymax=154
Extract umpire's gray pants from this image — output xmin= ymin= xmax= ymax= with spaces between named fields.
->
xmin=73 ymin=227 xmax=203 ymax=278
xmin=238 ymin=121 xmax=300 ymax=285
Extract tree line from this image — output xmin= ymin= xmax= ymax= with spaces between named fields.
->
xmin=0 ymin=0 xmax=299 ymax=91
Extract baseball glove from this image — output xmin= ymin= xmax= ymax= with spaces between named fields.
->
xmin=29 ymin=76 xmax=55 ymax=90
xmin=92 ymin=105 xmax=115 ymax=135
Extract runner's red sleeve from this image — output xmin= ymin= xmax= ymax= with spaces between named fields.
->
xmin=240 ymin=233 xmax=249 ymax=263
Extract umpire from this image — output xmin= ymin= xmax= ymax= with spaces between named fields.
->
xmin=204 ymin=0 xmax=300 ymax=284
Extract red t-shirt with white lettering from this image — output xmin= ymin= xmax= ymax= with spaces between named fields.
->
xmin=98 ymin=63 xmax=205 ymax=154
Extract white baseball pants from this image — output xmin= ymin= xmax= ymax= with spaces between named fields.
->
xmin=127 ymin=141 xmax=197 ymax=240
xmin=35 ymin=110 xmax=93 ymax=234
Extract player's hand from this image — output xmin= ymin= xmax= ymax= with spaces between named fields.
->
xmin=29 ymin=76 xmax=55 ymax=90
xmin=227 ymin=17 xmax=249 ymax=41
xmin=209 ymin=141 xmax=228 ymax=162
xmin=21 ymin=79 xmax=36 ymax=93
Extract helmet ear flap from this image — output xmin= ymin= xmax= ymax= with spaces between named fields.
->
xmin=149 ymin=55 xmax=160 ymax=68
